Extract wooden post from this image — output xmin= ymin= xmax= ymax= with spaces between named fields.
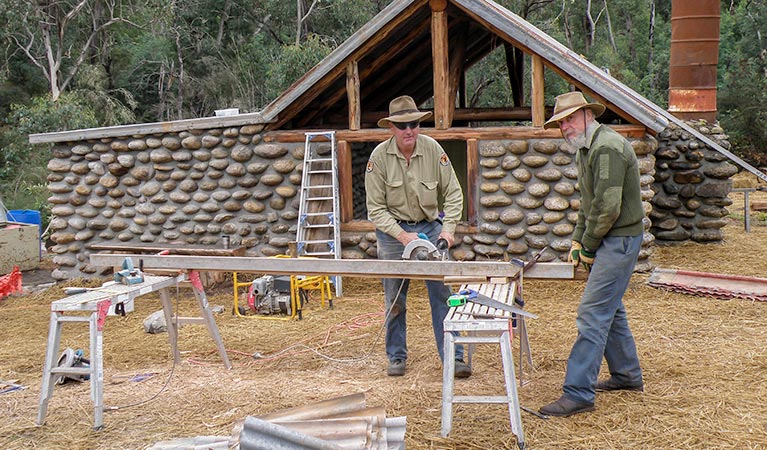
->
xmin=531 ymin=55 xmax=545 ymax=127
xmin=346 ymin=61 xmax=361 ymax=131
xmin=431 ymin=0 xmax=450 ymax=129
xmin=467 ymin=138 xmax=479 ymax=226
xmin=337 ymin=139 xmax=353 ymax=223
xmin=448 ymin=21 xmax=467 ymax=127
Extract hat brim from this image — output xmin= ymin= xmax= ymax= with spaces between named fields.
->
xmin=378 ymin=111 xmax=432 ymax=128
xmin=543 ymin=103 xmax=605 ymax=129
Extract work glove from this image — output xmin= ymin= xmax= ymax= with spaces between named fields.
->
xmin=567 ymin=241 xmax=582 ymax=266
xmin=579 ymin=247 xmax=596 ymax=272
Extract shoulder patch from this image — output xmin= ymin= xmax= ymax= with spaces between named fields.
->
xmin=366 ymin=160 xmax=374 ymax=173
xmin=439 ymin=152 xmax=449 ymax=166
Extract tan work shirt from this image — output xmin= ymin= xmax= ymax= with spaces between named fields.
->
xmin=365 ymin=134 xmax=463 ymax=238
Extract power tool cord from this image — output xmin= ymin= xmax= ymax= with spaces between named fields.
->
xmin=255 ymin=277 xmax=407 ymax=364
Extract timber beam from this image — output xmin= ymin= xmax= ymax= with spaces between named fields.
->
xmin=89 ymin=254 xmax=575 ymax=281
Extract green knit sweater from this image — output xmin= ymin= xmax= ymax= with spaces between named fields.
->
xmin=573 ymin=124 xmax=644 ymax=251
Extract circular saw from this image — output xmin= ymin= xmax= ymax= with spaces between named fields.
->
xmin=402 ymin=234 xmax=449 ymax=261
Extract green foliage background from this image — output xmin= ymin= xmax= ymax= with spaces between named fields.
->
xmin=0 ymin=0 xmax=765 ymax=229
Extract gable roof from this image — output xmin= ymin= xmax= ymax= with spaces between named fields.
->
xmin=260 ymin=0 xmax=669 ymax=132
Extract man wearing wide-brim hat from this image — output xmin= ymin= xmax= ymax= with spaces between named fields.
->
xmin=539 ymin=91 xmax=646 ymax=417
xmin=365 ymin=95 xmax=470 ymax=378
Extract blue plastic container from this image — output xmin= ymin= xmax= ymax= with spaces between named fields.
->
xmin=6 ymin=209 xmax=42 ymax=236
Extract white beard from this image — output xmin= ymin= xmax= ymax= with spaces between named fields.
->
xmin=564 ymin=133 xmax=587 ymax=151
xmin=563 ymin=119 xmax=597 ymax=151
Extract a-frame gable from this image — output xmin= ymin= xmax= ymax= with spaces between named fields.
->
xmin=258 ymin=0 xmax=668 ymax=133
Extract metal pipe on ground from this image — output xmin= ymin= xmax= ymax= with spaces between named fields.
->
xmin=239 ymin=417 xmax=343 ymax=450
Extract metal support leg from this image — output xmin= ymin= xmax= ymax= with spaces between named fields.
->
xmin=441 ymin=331 xmax=456 ymax=437
xmin=189 ymin=271 xmax=231 ymax=369
xmin=89 ymin=310 xmax=105 ymax=430
xmin=37 ymin=312 xmax=63 ymax=426
xmin=517 ymin=317 xmax=533 ymax=386
xmin=37 ymin=310 xmax=106 ymax=431
xmin=499 ymin=330 xmax=525 ymax=449
xmin=158 ymin=288 xmax=181 ymax=364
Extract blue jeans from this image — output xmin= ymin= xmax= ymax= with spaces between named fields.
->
xmin=376 ymin=221 xmax=464 ymax=363
xmin=563 ymin=234 xmax=643 ymax=404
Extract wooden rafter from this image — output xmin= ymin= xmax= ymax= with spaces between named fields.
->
xmin=346 ymin=61 xmax=361 ymax=130
xmin=531 ymin=55 xmax=545 ymax=127
xmin=448 ymin=20 xmax=468 ymax=125
xmin=303 ymin=15 xmax=433 ymax=128
xmin=261 ymin=124 xmax=646 ymax=143
xmin=265 ymin=0 xmax=428 ymax=131
xmin=431 ymin=0 xmax=450 ymax=129
xmin=467 ymin=138 xmax=479 ymax=225
xmin=337 ymin=139 xmax=353 ymax=222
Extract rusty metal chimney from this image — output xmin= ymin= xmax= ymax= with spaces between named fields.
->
xmin=668 ymin=0 xmax=721 ymax=122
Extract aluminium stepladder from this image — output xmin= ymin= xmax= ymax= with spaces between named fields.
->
xmin=296 ymin=131 xmax=342 ymax=297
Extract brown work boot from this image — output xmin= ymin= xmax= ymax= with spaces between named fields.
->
xmin=539 ymin=396 xmax=595 ymax=417
xmin=595 ymin=377 xmax=644 ymax=392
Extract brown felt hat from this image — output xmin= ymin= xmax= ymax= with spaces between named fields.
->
xmin=377 ymin=95 xmax=433 ymax=128
xmin=543 ymin=92 xmax=605 ymax=129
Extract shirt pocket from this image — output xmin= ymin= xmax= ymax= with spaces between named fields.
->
xmin=385 ymin=178 xmax=406 ymax=208
xmin=417 ymin=180 xmax=439 ymax=208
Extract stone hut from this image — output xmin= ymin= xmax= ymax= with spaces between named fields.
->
xmin=31 ymin=0 xmax=756 ymax=280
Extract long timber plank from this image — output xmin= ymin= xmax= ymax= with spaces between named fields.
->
xmin=89 ymin=254 xmax=574 ymax=281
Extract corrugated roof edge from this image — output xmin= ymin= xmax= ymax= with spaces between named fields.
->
xmin=28 ymin=112 xmax=268 ymax=144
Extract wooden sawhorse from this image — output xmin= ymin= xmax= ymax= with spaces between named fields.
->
xmin=37 ymin=271 xmax=231 ymax=430
xmin=441 ymin=281 xmax=535 ymax=449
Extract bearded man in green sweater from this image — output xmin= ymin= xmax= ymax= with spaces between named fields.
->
xmin=539 ymin=92 xmax=646 ymax=417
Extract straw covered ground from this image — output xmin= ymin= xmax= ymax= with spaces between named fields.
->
xmin=2 ymin=182 xmax=767 ymax=450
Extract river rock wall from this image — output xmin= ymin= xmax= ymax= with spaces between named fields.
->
xmin=650 ymin=120 xmax=736 ymax=243
xmin=339 ymin=135 xmax=659 ymax=272
xmin=44 ymin=122 xmax=734 ymax=280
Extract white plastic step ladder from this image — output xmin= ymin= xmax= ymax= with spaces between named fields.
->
xmin=296 ymin=131 xmax=342 ymax=297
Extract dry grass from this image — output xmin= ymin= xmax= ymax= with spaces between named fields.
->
xmin=2 ymin=186 xmax=767 ymax=450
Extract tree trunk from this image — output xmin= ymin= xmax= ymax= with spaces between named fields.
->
xmin=296 ymin=0 xmax=303 ymax=46
xmin=175 ymin=31 xmax=185 ymax=120
xmin=296 ymin=0 xmax=320 ymax=45
xmin=217 ymin=0 xmax=232 ymax=48
xmin=585 ymin=0 xmax=595 ymax=51
xmin=648 ymin=0 xmax=656 ymax=90
xmin=603 ymin=0 xmax=616 ymax=51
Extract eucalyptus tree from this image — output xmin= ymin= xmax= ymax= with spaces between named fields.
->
xmin=1 ymin=0 xmax=140 ymax=101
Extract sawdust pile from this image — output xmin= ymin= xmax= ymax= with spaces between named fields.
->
xmin=1 ymin=187 xmax=767 ymax=450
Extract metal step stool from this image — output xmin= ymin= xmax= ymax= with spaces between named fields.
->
xmin=37 ymin=271 xmax=231 ymax=430
xmin=441 ymin=281 xmax=533 ymax=450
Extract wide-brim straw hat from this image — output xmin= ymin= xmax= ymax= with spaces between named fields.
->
xmin=543 ymin=92 xmax=605 ymax=129
xmin=377 ymin=95 xmax=433 ymax=128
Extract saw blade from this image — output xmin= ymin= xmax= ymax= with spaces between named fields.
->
xmin=402 ymin=239 xmax=439 ymax=260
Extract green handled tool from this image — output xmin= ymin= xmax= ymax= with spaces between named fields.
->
xmin=447 ymin=289 xmax=538 ymax=319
